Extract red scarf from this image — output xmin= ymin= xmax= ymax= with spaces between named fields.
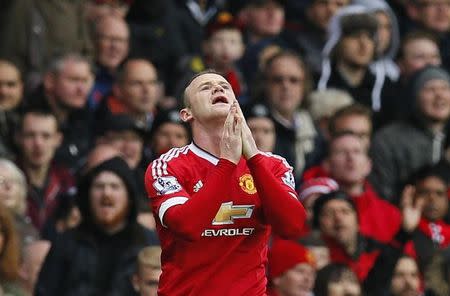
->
xmin=418 ymin=218 xmax=450 ymax=248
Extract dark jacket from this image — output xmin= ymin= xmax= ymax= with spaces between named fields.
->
xmin=35 ymin=157 xmax=159 ymax=296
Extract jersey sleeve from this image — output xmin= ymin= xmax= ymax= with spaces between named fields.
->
xmin=145 ymin=156 xmax=237 ymax=241
xmin=247 ymin=152 xmax=306 ymax=239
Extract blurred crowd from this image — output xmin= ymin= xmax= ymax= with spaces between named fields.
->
xmin=0 ymin=0 xmax=450 ymax=295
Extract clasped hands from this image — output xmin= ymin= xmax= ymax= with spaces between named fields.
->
xmin=220 ymin=101 xmax=259 ymax=164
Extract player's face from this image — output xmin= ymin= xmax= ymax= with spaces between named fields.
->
xmin=89 ymin=171 xmax=129 ymax=233
xmin=183 ymin=73 xmax=236 ymax=123
xmin=276 ymin=263 xmax=315 ymax=296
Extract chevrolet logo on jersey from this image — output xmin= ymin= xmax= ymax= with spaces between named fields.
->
xmin=212 ymin=202 xmax=254 ymax=225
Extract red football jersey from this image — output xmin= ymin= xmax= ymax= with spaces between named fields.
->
xmin=145 ymin=143 xmax=304 ymax=296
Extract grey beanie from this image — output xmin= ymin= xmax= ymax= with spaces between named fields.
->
xmin=411 ymin=66 xmax=450 ymax=99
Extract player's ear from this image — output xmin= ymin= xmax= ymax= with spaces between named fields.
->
xmin=180 ymin=108 xmax=193 ymax=122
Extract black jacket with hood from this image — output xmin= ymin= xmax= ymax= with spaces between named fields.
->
xmin=35 ymin=157 xmax=159 ymax=296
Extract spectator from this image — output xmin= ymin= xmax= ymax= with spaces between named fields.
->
xmin=404 ymin=0 xmax=450 ymax=70
xmin=397 ymin=31 xmax=441 ymax=81
xmin=298 ymin=177 xmax=339 ymax=232
xmin=285 ymin=0 xmax=351 ymax=75
xmin=267 ymin=238 xmax=316 ymax=296
xmin=0 ymin=159 xmax=39 ymax=246
xmin=239 ymin=0 xmax=288 ymax=86
xmin=313 ymin=190 xmax=423 ymax=294
xmin=318 ymin=5 xmax=396 ymax=127
xmin=36 ymin=157 xmax=159 ymax=296
xmin=425 ymin=248 xmax=450 ymax=296
xmin=314 ymin=263 xmax=362 ymax=296
xmin=147 ymin=108 xmax=190 ymax=161
xmin=325 ymin=132 xmax=402 ymax=242
xmin=404 ymin=165 xmax=450 ymax=273
xmin=0 ymin=0 xmax=93 ymax=91
xmin=131 ymin=246 xmax=162 ymax=296
xmin=328 ymin=104 xmax=373 ymax=150
xmin=88 ymin=15 xmax=130 ymax=109
xmin=389 ymin=255 xmax=426 ymax=296
xmin=393 ymin=31 xmax=442 ymax=120
xmin=25 ymin=53 xmax=94 ymax=173
xmin=261 ymin=50 xmax=324 ymax=182
xmin=95 ymin=113 xmax=147 ymax=200
xmin=302 ymin=103 xmax=373 ymax=181
xmin=16 ymin=108 xmax=75 ymax=231
xmin=96 ymin=58 xmax=161 ymax=131
xmin=0 ymin=203 xmax=27 ymax=296
xmin=243 ymin=103 xmax=276 ymax=153
xmin=370 ymin=66 xmax=450 ymax=203
xmin=0 ymin=60 xmax=24 ymax=159
xmin=354 ymin=0 xmax=401 ymax=82
xmin=19 ymin=240 xmax=51 ymax=296
xmin=307 ymin=88 xmax=354 ymax=142
xmin=175 ymin=11 xmax=246 ymax=103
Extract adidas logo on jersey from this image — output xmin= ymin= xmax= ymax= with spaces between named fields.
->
xmin=193 ymin=180 xmax=203 ymax=192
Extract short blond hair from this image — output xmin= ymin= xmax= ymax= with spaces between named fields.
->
xmin=137 ymin=246 xmax=161 ymax=270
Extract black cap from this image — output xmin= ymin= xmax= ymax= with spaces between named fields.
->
xmin=150 ymin=108 xmax=190 ymax=137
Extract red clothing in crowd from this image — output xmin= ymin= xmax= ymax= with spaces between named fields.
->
xmin=350 ymin=182 xmax=402 ymax=243
xmin=25 ymin=163 xmax=75 ymax=230
xmin=145 ymin=143 xmax=306 ymax=296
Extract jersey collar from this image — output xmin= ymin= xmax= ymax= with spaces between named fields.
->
xmin=189 ymin=142 xmax=219 ymax=165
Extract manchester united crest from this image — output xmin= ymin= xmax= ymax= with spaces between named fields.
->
xmin=239 ymin=174 xmax=257 ymax=194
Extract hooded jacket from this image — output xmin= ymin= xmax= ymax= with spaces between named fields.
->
xmin=317 ymin=5 xmax=389 ymax=112
xmin=353 ymin=0 xmax=400 ymax=82
xmin=35 ymin=157 xmax=159 ymax=296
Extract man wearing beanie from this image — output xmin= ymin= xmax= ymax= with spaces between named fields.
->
xmin=317 ymin=5 xmax=396 ymax=128
xmin=370 ymin=65 xmax=450 ymax=203
xmin=267 ymin=238 xmax=316 ymax=296
xmin=36 ymin=157 xmax=159 ymax=296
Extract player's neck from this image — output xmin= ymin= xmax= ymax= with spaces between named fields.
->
xmin=192 ymin=123 xmax=223 ymax=158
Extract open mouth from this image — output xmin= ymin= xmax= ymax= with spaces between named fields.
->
xmin=212 ymin=96 xmax=228 ymax=105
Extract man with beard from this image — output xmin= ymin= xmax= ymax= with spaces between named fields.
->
xmin=35 ymin=156 xmax=158 ymax=296
xmin=25 ymin=53 xmax=94 ymax=174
